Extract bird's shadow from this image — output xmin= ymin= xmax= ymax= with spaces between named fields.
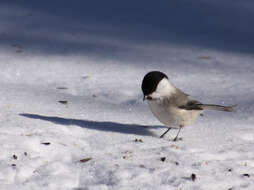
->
xmin=19 ymin=113 xmax=164 ymax=137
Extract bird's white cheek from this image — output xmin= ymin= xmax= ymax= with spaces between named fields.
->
xmin=149 ymin=92 xmax=161 ymax=99
xmin=148 ymin=91 xmax=170 ymax=101
xmin=156 ymin=78 xmax=176 ymax=97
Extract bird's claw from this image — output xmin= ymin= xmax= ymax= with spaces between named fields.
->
xmin=172 ymin=137 xmax=183 ymax=142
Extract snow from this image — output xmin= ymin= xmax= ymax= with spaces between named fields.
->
xmin=1 ymin=1 xmax=254 ymax=189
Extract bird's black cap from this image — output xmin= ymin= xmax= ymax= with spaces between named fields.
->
xmin=141 ymin=71 xmax=168 ymax=97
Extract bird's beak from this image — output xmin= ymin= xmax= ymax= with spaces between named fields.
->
xmin=143 ymin=95 xmax=152 ymax=101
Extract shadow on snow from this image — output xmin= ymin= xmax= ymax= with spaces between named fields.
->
xmin=19 ymin=113 xmax=164 ymax=137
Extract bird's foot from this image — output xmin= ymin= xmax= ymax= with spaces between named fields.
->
xmin=172 ymin=137 xmax=183 ymax=142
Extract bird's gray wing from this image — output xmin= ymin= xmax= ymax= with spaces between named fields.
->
xmin=173 ymin=89 xmax=203 ymax=110
xmin=178 ymin=99 xmax=203 ymax=110
xmin=167 ymin=88 xmax=203 ymax=110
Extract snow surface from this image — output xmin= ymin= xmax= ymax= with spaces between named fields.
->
xmin=1 ymin=1 xmax=254 ymax=189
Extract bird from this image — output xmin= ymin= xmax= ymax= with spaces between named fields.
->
xmin=141 ymin=71 xmax=236 ymax=141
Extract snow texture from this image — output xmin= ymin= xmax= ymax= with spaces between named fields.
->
xmin=0 ymin=1 xmax=254 ymax=189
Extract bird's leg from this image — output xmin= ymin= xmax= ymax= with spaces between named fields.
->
xmin=173 ymin=125 xmax=183 ymax=141
xmin=160 ymin=127 xmax=171 ymax=138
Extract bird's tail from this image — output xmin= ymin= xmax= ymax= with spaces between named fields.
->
xmin=201 ymin=104 xmax=237 ymax=112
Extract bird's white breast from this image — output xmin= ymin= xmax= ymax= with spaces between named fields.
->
xmin=148 ymin=98 xmax=202 ymax=127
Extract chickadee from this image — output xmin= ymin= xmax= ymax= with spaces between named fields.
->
xmin=141 ymin=71 xmax=235 ymax=141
